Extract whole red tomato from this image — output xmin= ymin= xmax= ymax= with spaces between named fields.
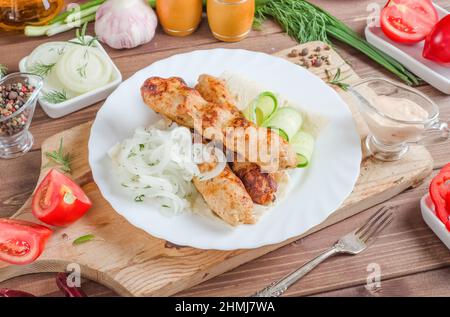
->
xmin=423 ymin=14 xmax=450 ymax=66
xmin=0 ymin=218 xmax=52 ymax=265
xmin=32 ymin=169 xmax=92 ymax=227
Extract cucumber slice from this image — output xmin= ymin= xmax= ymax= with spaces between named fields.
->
xmin=291 ymin=131 xmax=315 ymax=168
xmin=271 ymin=128 xmax=289 ymax=141
xmin=242 ymin=91 xmax=278 ymax=125
xmin=263 ymin=107 xmax=303 ymax=142
xmin=242 ymin=102 xmax=257 ymax=123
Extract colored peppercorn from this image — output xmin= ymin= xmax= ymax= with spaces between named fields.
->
xmin=0 ymin=80 xmax=35 ymax=137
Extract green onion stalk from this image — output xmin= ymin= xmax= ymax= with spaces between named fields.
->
xmin=254 ymin=0 xmax=419 ymax=85
xmin=24 ymin=0 xmax=105 ymax=37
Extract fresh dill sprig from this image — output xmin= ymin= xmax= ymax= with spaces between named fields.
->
xmin=255 ymin=0 xmax=328 ymax=43
xmin=42 ymin=90 xmax=68 ymax=104
xmin=68 ymin=22 xmax=98 ymax=47
xmin=28 ymin=62 xmax=55 ymax=77
xmin=76 ymin=63 xmax=88 ymax=79
xmin=255 ymin=0 xmax=420 ymax=85
xmin=0 ymin=64 xmax=7 ymax=77
xmin=44 ymin=138 xmax=73 ymax=173
xmin=326 ymin=68 xmax=350 ymax=91
xmin=57 ymin=47 xmax=66 ymax=55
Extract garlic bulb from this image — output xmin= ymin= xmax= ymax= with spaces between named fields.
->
xmin=95 ymin=0 xmax=158 ymax=49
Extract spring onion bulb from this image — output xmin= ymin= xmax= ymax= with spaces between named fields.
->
xmin=109 ymin=123 xmax=227 ymax=215
xmin=65 ymin=5 xmax=101 ymax=24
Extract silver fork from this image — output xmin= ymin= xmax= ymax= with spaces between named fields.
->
xmin=253 ymin=206 xmax=395 ymax=297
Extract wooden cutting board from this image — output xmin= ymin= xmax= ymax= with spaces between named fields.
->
xmin=0 ymin=41 xmax=433 ymax=296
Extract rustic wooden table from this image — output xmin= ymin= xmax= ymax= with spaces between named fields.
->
xmin=0 ymin=0 xmax=449 ymax=297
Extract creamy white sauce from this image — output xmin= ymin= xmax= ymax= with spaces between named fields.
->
xmin=364 ymin=95 xmax=429 ymax=144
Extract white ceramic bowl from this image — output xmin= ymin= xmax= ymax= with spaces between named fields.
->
xmin=19 ymin=36 xmax=122 ymax=118
xmin=420 ymin=194 xmax=450 ymax=250
xmin=365 ymin=5 xmax=450 ymax=94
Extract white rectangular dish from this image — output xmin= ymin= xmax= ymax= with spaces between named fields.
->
xmin=420 ymin=194 xmax=450 ymax=250
xmin=365 ymin=5 xmax=450 ymax=94
xmin=19 ymin=36 xmax=122 ymax=118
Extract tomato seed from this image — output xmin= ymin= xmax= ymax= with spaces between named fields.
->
xmin=0 ymin=239 xmax=30 ymax=256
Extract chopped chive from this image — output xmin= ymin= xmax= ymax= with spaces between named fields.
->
xmin=135 ymin=194 xmax=145 ymax=202
xmin=73 ymin=234 xmax=95 ymax=245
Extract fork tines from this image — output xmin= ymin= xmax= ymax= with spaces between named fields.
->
xmin=355 ymin=206 xmax=395 ymax=243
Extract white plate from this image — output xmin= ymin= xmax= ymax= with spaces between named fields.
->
xmin=365 ymin=5 xmax=450 ymax=94
xmin=19 ymin=36 xmax=122 ymax=118
xmin=420 ymin=194 xmax=450 ymax=250
xmin=89 ymin=49 xmax=361 ymax=250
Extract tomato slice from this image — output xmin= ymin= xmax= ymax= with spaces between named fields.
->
xmin=423 ymin=15 xmax=450 ymax=66
xmin=429 ymin=171 xmax=450 ymax=231
xmin=381 ymin=0 xmax=439 ymax=44
xmin=0 ymin=219 xmax=52 ymax=265
xmin=440 ymin=163 xmax=450 ymax=175
xmin=32 ymin=169 xmax=92 ymax=227
xmin=446 ymin=190 xmax=450 ymax=212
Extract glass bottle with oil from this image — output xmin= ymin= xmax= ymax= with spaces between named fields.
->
xmin=0 ymin=0 xmax=64 ymax=31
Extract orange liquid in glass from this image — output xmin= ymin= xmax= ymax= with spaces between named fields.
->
xmin=207 ymin=0 xmax=254 ymax=42
xmin=156 ymin=0 xmax=203 ymax=37
xmin=0 ymin=0 xmax=63 ymax=31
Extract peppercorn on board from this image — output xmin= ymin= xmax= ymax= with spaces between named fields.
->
xmin=0 ymin=42 xmax=433 ymax=296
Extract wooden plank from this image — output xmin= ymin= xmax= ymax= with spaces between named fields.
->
xmin=313 ymin=267 xmax=450 ymax=297
xmin=178 ymin=171 xmax=450 ymax=296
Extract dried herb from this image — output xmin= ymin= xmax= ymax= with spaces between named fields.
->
xmin=68 ymin=22 xmax=98 ymax=47
xmin=44 ymin=138 xmax=73 ymax=173
xmin=28 ymin=62 xmax=56 ymax=77
xmin=326 ymin=68 xmax=350 ymax=91
xmin=42 ymin=90 xmax=68 ymax=104
xmin=76 ymin=63 xmax=88 ymax=79
xmin=135 ymin=194 xmax=145 ymax=202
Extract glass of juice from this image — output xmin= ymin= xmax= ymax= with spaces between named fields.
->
xmin=207 ymin=0 xmax=255 ymax=42
xmin=156 ymin=0 xmax=203 ymax=37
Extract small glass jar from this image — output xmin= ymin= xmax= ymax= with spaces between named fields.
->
xmin=207 ymin=0 xmax=255 ymax=42
xmin=350 ymin=78 xmax=449 ymax=161
xmin=0 ymin=0 xmax=64 ymax=31
xmin=0 ymin=73 xmax=43 ymax=159
xmin=156 ymin=0 xmax=203 ymax=37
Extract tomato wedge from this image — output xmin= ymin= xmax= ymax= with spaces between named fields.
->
xmin=0 ymin=219 xmax=52 ymax=265
xmin=381 ymin=0 xmax=439 ymax=44
xmin=32 ymin=169 xmax=92 ymax=227
xmin=423 ymin=15 xmax=450 ymax=66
